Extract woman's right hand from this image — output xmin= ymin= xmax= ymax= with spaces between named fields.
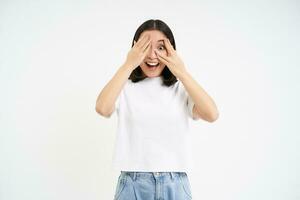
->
xmin=124 ymin=34 xmax=151 ymax=70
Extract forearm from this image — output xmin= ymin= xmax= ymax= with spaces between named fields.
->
xmin=95 ymin=63 xmax=133 ymax=116
xmin=178 ymin=70 xmax=219 ymax=122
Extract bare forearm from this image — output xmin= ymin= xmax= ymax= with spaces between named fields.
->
xmin=178 ymin=70 xmax=219 ymax=122
xmin=95 ymin=63 xmax=133 ymax=116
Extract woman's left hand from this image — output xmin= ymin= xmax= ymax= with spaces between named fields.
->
xmin=155 ymin=38 xmax=187 ymax=78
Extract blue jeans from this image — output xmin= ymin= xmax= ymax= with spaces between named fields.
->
xmin=113 ymin=171 xmax=193 ymax=200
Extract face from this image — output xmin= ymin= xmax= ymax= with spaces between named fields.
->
xmin=139 ymin=30 xmax=168 ymax=78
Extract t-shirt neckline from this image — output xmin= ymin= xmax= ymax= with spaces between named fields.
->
xmin=145 ymin=76 xmax=162 ymax=80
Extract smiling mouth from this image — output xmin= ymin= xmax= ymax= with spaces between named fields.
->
xmin=145 ymin=62 xmax=159 ymax=67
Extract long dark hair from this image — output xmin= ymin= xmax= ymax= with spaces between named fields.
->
xmin=128 ymin=19 xmax=178 ymax=87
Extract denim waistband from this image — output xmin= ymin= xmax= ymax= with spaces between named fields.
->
xmin=121 ymin=171 xmax=187 ymax=181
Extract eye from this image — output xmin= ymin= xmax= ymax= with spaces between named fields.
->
xmin=158 ymin=45 xmax=166 ymax=51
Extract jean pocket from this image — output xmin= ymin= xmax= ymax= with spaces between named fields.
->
xmin=113 ymin=174 xmax=127 ymax=200
xmin=179 ymin=173 xmax=193 ymax=199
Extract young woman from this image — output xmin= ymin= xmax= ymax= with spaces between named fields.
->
xmin=96 ymin=19 xmax=219 ymax=200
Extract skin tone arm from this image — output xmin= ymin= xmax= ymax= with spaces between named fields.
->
xmin=95 ymin=64 xmax=132 ymax=117
xmin=179 ymin=71 xmax=219 ymax=122
xmin=155 ymin=38 xmax=219 ymax=122
xmin=95 ymin=34 xmax=152 ymax=117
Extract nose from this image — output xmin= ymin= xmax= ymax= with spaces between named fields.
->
xmin=147 ymin=44 xmax=158 ymax=60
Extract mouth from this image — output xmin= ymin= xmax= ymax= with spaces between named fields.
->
xmin=145 ymin=61 xmax=160 ymax=68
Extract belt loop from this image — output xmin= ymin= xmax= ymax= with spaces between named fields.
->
xmin=133 ymin=172 xmax=137 ymax=181
xmin=170 ymin=172 xmax=174 ymax=180
xmin=181 ymin=172 xmax=184 ymax=178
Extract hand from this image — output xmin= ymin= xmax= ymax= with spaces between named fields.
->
xmin=124 ymin=34 xmax=151 ymax=70
xmin=155 ymin=38 xmax=187 ymax=78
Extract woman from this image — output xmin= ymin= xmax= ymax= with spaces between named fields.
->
xmin=96 ymin=19 xmax=219 ymax=200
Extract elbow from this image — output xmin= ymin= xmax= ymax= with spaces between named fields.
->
xmin=95 ymin=105 xmax=103 ymax=115
xmin=207 ymin=111 xmax=219 ymax=123
xmin=95 ymin=103 xmax=113 ymax=118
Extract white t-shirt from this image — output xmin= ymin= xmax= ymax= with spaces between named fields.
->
xmin=111 ymin=76 xmax=197 ymax=173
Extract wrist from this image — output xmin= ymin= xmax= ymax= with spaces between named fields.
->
xmin=121 ymin=62 xmax=132 ymax=70
xmin=177 ymin=69 xmax=190 ymax=81
xmin=123 ymin=61 xmax=137 ymax=71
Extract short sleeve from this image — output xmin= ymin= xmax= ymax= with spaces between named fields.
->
xmin=187 ymin=93 xmax=197 ymax=120
xmin=113 ymin=89 xmax=123 ymax=115
xmin=179 ymin=80 xmax=197 ymax=120
xmin=112 ymin=81 xmax=127 ymax=115
xmin=115 ymin=93 xmax=121 ymax=110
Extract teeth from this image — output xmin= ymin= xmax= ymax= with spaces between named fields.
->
xmin=146 ymin=62 xmax=159 ymax=66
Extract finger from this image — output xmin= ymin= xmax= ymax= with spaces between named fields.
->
xmin=136 ymin=34 xmax=149 ymax=48
xmin=164 ymin=38 xmax=175 ymax=55
xmin=155 ymin=50 xmax=170 ymax=65
xmin=133 ymin=35 xmax=144 ymax=48
xmin=155 ymin=50 xmax=172 ymax=63
xmin=143 ymin=41 xmax=151 ymax=53
xmin=141 ymin=38 xmax=151 ymax=52
xmin=157 ymin=54 xmax=169 ymax=66
xmin=167 ymin=38 xmax=175 ymax=52
xmin=138 ymin=35 xmax=150 ymax=50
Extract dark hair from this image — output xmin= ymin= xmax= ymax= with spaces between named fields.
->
xmin=128 ymin=19 xmax=178 ymax=87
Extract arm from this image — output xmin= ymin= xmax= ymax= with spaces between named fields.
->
xmin=95 ymin=63 xmax=133 ymax=117
xmin=95 ymin=34 xmax=152 ymax=118
xmin=96 ymin=63 xmax=132 ymax=117
xmin=178 ymin=71 xmax=219 ymax=123
xmin=155 ymin=38 xmax=219 ymax=123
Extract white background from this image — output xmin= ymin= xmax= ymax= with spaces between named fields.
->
xmin=1 ymin=0 xmax=299 ymax=199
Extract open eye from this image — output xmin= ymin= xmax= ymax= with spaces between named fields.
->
xmin=158 ymin=45 xmax=166 ymax=51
